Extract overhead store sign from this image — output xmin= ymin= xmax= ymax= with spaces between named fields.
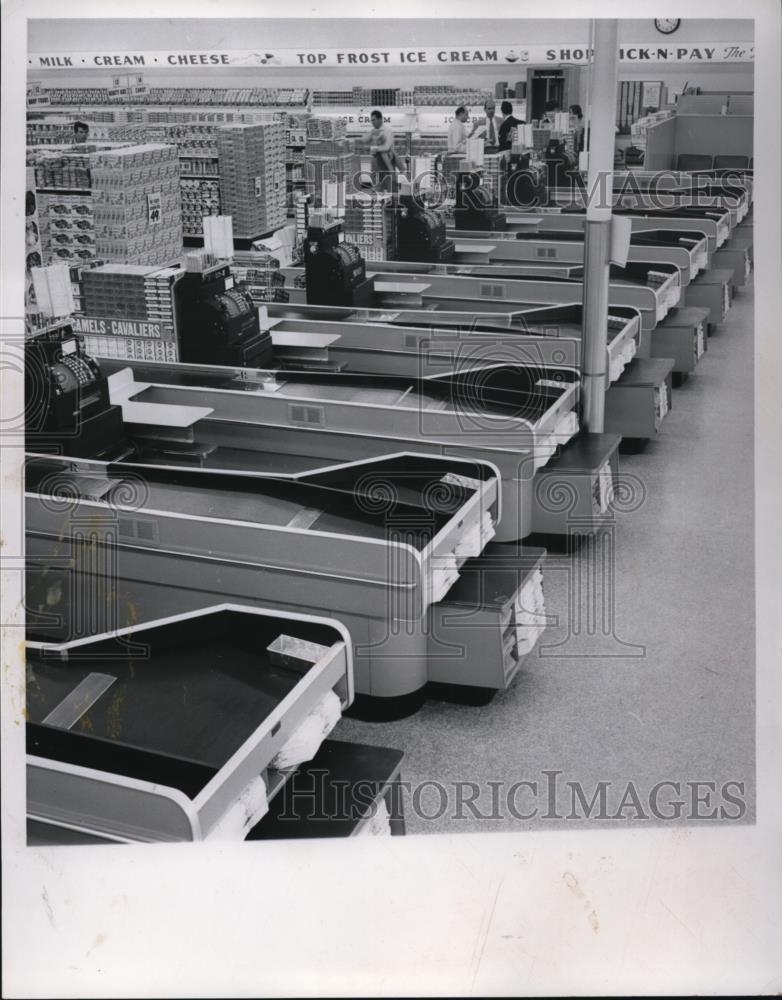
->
xmin=28 ymin=42 xmax=755 ymax=70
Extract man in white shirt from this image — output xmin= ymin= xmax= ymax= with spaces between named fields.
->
xmin=364 ymin=109 xmax=400 ymax=191
xmin=447 ymin=105 xmax=479 ymax=154
xmin=473 ymin=99 xmax=500 ymax=149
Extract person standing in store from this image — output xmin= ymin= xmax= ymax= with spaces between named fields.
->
xmin=363 ymin=110 xmax=400 ymax=191
xmin=447 ymin=106 xmax=480 ymax=154
xmin=72 ymin=120 xmax=90 ymax=144
xmin=569 ymin=104 xmax=586 ymax=154
xmin=541 ymin=99 xmax=561 ymax=125
xmin=474 ymin=98 xmax=500 ymax=150
xmin=497 ymin=101 xmax=526 ymax=152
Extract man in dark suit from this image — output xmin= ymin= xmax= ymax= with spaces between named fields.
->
xmin=497 ymin=101 xmax=526 ymax=152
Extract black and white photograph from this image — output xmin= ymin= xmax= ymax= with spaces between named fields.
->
xmin=2 ymin=1 xmax=780 ymax=996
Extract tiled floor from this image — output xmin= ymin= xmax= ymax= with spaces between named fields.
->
xmin=336 ymin=273 xmax=756 ymax=835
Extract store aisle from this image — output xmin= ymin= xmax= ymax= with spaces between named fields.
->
xmin=335 ymin=281 xmax=756 ymax=835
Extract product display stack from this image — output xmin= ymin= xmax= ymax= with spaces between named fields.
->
xmin=412 ymin=85 xmax=493 ymax=107
xmin=26 ymin=118 xmax=75 ymax=145
xmin=72 ymin=262 xmax=182 ymax=361
xmin=481 ymin=152 xmax=507 ymax=206
xmin=90 ymin=143 xmax=183 ymax=265
xmin=167 ymin=123 xmax=222 ymax=236
xmin=231 ymin=250 xmax=289 ymax=304
xmin=305 ymin=118 xmax=361 ymax=200
xmin=217 ymin=121 xmax=287 ymax=240
xmin=29 ymin=147 xmax=94 ymax=265
xmin=66 ymin=259 xmax=105 ymax=316
xmin=343 ymin=191 xmax=397 ymax=262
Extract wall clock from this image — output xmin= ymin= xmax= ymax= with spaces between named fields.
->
xmin=654 ymin=19 xmax=681 ymax=34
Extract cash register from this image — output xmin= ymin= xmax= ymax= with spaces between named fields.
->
xmin=395 ymin=194 xmax=455 ymax=263
xmin=174 ymin=254 xmax=274 ymax=368
xmin=452 ymin=171 xmax=508 ymax=231
xmin=303 ymin=211 xmax=375 ymax=307
xmin=25 ymin=323 xmax=133 ymax=460
xmin=504 ymin=152 xmax=548 ymax=208
xmin=544 ymin=137 xmax=578 ymax=191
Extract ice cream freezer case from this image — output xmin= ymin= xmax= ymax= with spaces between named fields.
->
xmin=95 ymin=358 xmax=581 ymax=543
xmin=26 ymin=604 xmax=354 ymax=843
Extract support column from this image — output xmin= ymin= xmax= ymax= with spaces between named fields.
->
xmin=581 ymin=19 xmax=620 ymax=433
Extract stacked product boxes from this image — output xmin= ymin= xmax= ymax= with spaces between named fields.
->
xmin=306 ymin=117 xmax=348 ymax=141
xmin=74 ymin=262 xmax=181 ymax=361
xmin=231 ymin=251 xmax=289 ymax=304
xmin=310 ymin=89 xmax=414 ymax=107
xmin=180 ymin=178 xmax=222 ymax=235
xmin=90 ymin=144 xmax=183 ymax=265
xmin=412 ymin=86 xmax=493 ymax=107
xmin=26 ymin=119 xmax=76 ymax=145
xmin=343 ymin=191 xmax=397 ymax=262
xmin=174 ymin=126 xmax=222 ymax=235
xmin=68 ymin=259 xmax=106 ymax=315
xmin=36 ymin=191 xmax=96 ymax=265
xmin=40 ymin=86 xmax=309 ymax=107
xmin=481 ymin=152 xmax=506 ymax=205
xmin=82 ymin=264 xmax=152 ymax=318
xmin=293 ymin=192 xmax=312 ymax=252
xmin=43 ymin=122 xmax=222 ymax=237
xmin=32 ymin=149 xmax=92 ymax=190
xmin=530 ymin=126 xmax=576 ymax=158
xmin=347 ymin=88 xmax=402 ymax=107
xmin=307 ymin=153 xmax=362 ymax=199
xmin=307 ymin=136 xmax=361 ymax=194
xmin=311 ymin=90 xmax=354 ymax=106
xmin=217 ymin=122 xmax=287 ymax=239
xmin=304 ymin=123 xmax=360 ymax=200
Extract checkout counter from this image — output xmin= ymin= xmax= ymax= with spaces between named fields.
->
xmin=550 ymin=175 xmax=751 ymax=228
xmin=282 ymin=260 xmax=681 ymax=336
xmin=26 ymin=605 xmax=354 ymax=843
xmin=444 ymin=226 xmax=709 ymax=285
xmin=25 ymin=324 xmax=555 ymax=713
xmin=263 ymin=302 xmax=642 ymax=386
xmin=96 ymin=353 xmax=581 ymax=544
xmin=512 ymin=208 xmax=751 ymax=290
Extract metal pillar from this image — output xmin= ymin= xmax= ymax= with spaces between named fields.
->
xmin=580 ymin=19 xmax=620 ymax=433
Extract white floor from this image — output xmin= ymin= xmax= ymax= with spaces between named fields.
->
xmin=335 ymin=276 xmax=756 ymax=834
